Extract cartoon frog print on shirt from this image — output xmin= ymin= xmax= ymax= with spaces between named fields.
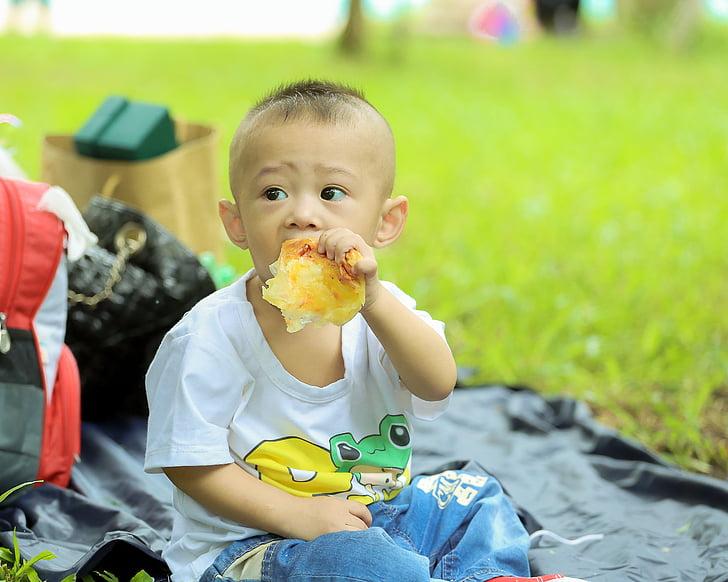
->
xmin=330 ymin=414 xmax=412 ymax=503
xmin=244 ymin=414 xmax=412 ymax=504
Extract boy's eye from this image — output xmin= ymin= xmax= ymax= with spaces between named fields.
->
xmin=264 ymin=188 xmax=287 ymax=201
xmin=321 ymin=187 xmax=346 ymax=202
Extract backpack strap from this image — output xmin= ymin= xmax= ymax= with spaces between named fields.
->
xmin=37 ymin=344 xmax=81 ymax=487
xmin=0 ymin=178 xmax=72 ymax=491
xmin=0 ymin=178 xmax=65 ymax=332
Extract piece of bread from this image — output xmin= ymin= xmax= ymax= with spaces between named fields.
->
xmin=262 ymin=238 xmax=365 ymax=333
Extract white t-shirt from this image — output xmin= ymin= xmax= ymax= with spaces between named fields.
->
xmin=144 ymin=269 xmax=451 ymax=581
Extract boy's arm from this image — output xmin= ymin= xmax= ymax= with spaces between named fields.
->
xmin=317 ymin=228 xmax=457 ymax=403
xmin=361 ymin=283 xmax=457 ymax=402
xmin=164 ymin=464 xmax=372 ymax=540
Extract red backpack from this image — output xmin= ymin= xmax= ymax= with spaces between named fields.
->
xmin=0 ymin=177 xmax=81 ymax=491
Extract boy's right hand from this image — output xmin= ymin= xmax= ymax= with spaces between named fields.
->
xmin=285 ymin=495 xmax=372 ymax=540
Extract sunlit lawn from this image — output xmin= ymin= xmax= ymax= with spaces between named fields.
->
xmin=2 ymin=28 xmax=726 ymax=476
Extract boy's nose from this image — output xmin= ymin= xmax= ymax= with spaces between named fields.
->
xmin=285 ymin=198 xmax=321 ymax=231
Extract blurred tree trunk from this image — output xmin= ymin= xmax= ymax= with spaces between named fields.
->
xmin=665 ymin=0 xmax=701 ymax=50
xmin=340 ymin=0 xmax=365 ymax=55
xmin=619 ymin=0 xmax=701 ymax=49
xmin=619 ymin=0 xmax=668 ymax=29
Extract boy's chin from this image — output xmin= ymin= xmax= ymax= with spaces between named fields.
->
xmin=248 ymin=256 xmax=276 ymax=284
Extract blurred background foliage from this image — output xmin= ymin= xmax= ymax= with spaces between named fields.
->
xmin=1 ymin=0 xmax=726 ymax=477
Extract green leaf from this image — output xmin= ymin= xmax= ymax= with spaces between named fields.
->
xmin=12 ymin=530 xmax=20 ymax=565
xmin=81 ymin=575 xmax=95 ymax=582
xmin=21 ymin=550 xmax=56 ymax=568
xmin=0 ymin=481 xmax=43 ymax=505
xmin=14 ymin=561 xmax=37 ymax=579
xmin=0 ymin=547 xmax=13 ymax=563
xmin=60 ymin=575 xmax=78 ymax=582
xmin=95 ymin=570 xmax=119 ymax=582
xmin=130 ymin=571 xmax=154 ymax=582
xmin=15 ymin=551 xmax=56 ymax=579
xmin=26 ymin=567 xmax=43 ymax=582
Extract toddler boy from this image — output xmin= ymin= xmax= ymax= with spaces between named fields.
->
xmin=144 ymin=80 xmax=588 ymax=582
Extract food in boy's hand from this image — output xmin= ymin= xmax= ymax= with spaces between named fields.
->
xmin=262 ymin=238 xmax=365 ymax=333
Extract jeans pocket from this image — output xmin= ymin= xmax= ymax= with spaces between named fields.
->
xmin=200 ymin=535 xmax=280 ymax=582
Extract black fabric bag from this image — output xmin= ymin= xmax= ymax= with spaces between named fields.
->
xmin=66 ymin=196 xmax=216 ymax=420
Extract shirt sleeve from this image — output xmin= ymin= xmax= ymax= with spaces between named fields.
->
xmin=373 ymin=281 xmax=453 ymax=421
xmin=144 ymin=332 xmax=250 ymax=473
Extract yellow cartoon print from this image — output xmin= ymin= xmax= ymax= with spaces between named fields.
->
xmin=244 ymin=436 xmax=352 ymax=497
xmin=244 ymin=415 xmax=412 ymax=504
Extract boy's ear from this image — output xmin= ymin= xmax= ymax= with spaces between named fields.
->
xmin=373 ymin=195 xmax=408 ymax=249
xmin=219 ymin=199 xmax=248 ymax=250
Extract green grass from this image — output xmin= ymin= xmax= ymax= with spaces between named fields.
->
xmin=2 ymin=29 xmax=726 ymax=476
xmin=1 ymin=481 xmax=155 ymax=581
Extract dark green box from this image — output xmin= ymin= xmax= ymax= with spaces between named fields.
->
xmin=74 ymin=96 xmax=178 ymax=161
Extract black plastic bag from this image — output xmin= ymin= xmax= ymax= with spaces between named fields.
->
xmin=66 ymin=196 xmax=216 ymax=420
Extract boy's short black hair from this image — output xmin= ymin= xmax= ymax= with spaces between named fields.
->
xmin=229 ymin=79 xmax=394 ymax=198
xmin=248 ymin=79 xmax=376 ymax=125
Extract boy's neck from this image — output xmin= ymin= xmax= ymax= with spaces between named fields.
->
xmin=246 ymin=274 xmax=283 ymax=328
xmin=245 ymin=272 xmax=346 ymax=387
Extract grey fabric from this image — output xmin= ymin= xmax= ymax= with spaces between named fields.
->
xmin=411 ymin=387 xmax=728 ymax=581
xmin=1 ymin=385 xmax=727 ymax=581
xmin=0 ymin=418 xmax=172 ymax=581
xmin=0 ymin=329 xmax=44 ymax=492
xmin=0 ymin=382 xmax=43 ymax=490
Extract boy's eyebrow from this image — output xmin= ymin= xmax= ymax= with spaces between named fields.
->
xmin=253 ymin=162 xmax=356 ymax=180
xmin=254 ymin=162 xmax=296 ymax=180
xmin=314 ymin=163 xmax=356 ymax=178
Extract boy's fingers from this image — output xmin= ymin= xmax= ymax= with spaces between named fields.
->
xmin=354 ymin=258 xmax=377 ymax=277
xmin=316 ymin=232 xmax=326 ymax=254
xmin=316 ymin=230 xmax=334 ymax=255
xmin=321 ymin=230 xmax=345 ymax=260
xmin=334 ymin=239 xmax=357 ymax=265
xmin=346 ymin=517 xmax=369 ymax=531
xmin=318 ymin=228 xmax=345 ymax=253
xmin=348 ymin=501 xmax=373 ymax=527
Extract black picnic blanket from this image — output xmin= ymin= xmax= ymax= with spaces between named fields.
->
xmin=2 ymin=385 xmax=727 ymax=581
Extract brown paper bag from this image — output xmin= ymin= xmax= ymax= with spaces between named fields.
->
xmin=41 ymin=120 xmax=224 ymax=257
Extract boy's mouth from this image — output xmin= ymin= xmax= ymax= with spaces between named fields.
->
xmin=285 ymin=232 xmax=321 ymax=242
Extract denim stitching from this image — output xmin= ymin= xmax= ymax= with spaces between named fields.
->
xmin=261 ymin=539 xmax=282 ymax=582
xmin=213 ymin=535 xmax=279 ymax=579
xmin=389 ymin=525 xmax=417 ymax=552
xmin=458 ymin=567 xmax=509 ymax=582
xmin=441 ymin=543 xmax=455 ymax=580
xmin=200 ymin=558 xmax=224 ymax=582
xmin=216 ymin=547 xmax=238 ymax=574
xmin=261 ymin=542 xmax=273 ymax=582
xmin=378 ymin=503 xmax=401 ymax=518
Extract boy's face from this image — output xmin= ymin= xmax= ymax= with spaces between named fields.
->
xmin=226 ymin=117 xmax=397 ymax=282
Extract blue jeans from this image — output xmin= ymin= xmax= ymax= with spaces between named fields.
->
xmin=200 ymin=468 xmax=530 ymax=581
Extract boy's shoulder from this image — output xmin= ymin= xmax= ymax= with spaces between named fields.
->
xmin=165 ymin=275 xmax=248 ymax=344
xmin=146 ymin=277 xmax=252 ymax=391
